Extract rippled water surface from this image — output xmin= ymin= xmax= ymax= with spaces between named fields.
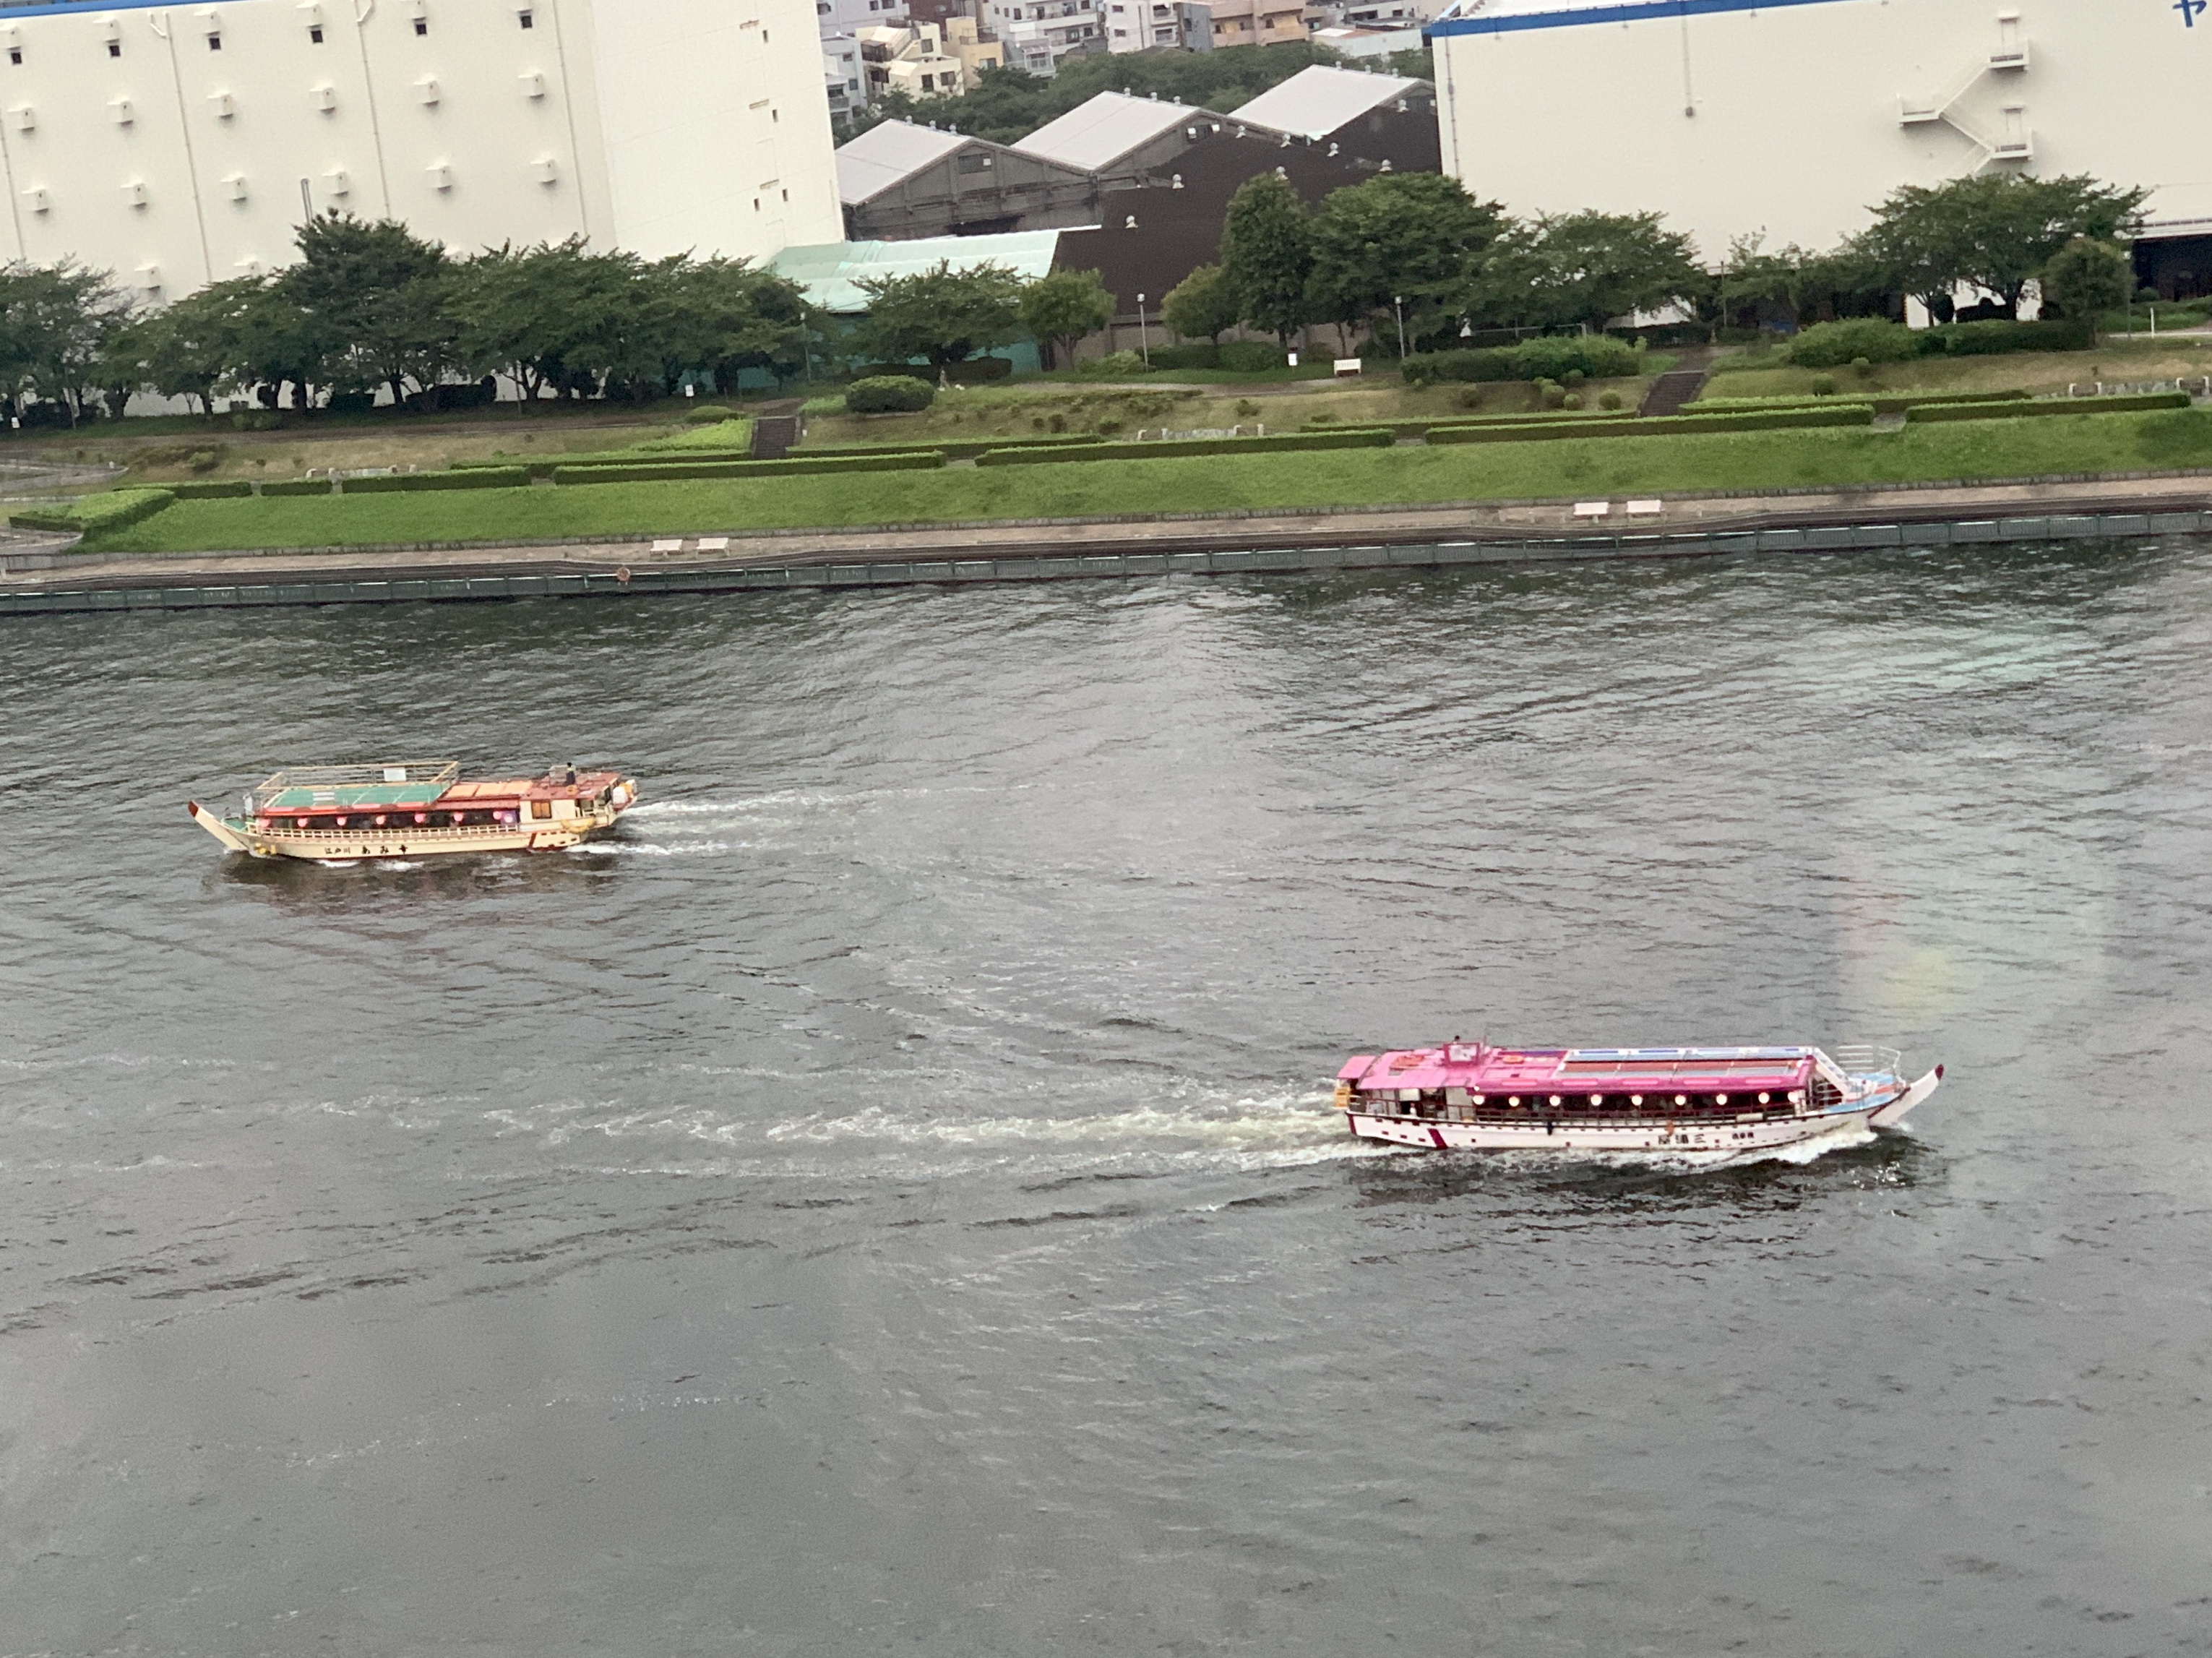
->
xmin=6 ymin=544 xmax=2212 ymax=1656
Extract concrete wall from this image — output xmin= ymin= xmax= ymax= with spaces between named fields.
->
xmin=0 ymin=0 xmax=839 ymax=301
xmin=1431 ymin=0 xmax=2212 ymax=261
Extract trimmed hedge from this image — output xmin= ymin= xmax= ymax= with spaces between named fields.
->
xmin=259 ymin=477 xmax=337 ymax=497
xmin=846 ymin=375 xmax=936 ymax=414
xmin=12 ymin=487 xmax=176 ymax=533
xmin=340 ymin=467 xmax=532 ymax=493
xmin=1427 ymin=405 xmax=1876 ymax=444
xmin=1693 ymin=390 xmax=2031 ymax=415
xmin=975 ymin=429 xmax=1394 ymax=466
xmin=1905 ymin=390 xmax=2194 ymax=423
xmin=168 ymin=478 xmax=254 ymax=499
xmin=553 ymin=451 xmax=946 ymax=485
xmin=1217 ymin=341 xmax=1286 ymax=374
xmin=792 ymin=433 xmax=1111 ymax=463
xmin=1786 ymin=319 xmax=1924 ymax=368
xmin=1790 ymin=317 xmax=2098 ymax=367
xmin=1403 ymin=336 xmax=1641 ymax=387
xmin=1929 ymin=318 xmax=2092 ymax=356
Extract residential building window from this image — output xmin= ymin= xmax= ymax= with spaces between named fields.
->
xmin=414 ymin=16 xmax=429 ymax=33
xmin=107 ymin=40 xmax=121 ymax=57
xmin=208 ymin=33 xmax=223 ymax=50
xmin=7 ymin=48 xmax=18 ymax=64
xmin=309 ymin=24 xmax=324 ymax=41
xmin=519 ymin=9 xmax=534 ymax=27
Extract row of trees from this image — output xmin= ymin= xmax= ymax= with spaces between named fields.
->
xmin=0 ymin=212 xmax=816 ymax=426
xmin=1162 ymin=169 xmax=2151 ymax=358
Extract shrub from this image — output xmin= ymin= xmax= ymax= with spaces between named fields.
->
xmin=1234 ymin=398 xmax=1260 ymax=417
xmin=1904 ymin=390 xmax=2192 ymax=424
xmin=12 ymin=486 xmax=176 ymax=534
xmin=1537 ymin=379 xmax=1567 ymax=410
xmin=683 ymin=403 xmax=736 ymax=423
xmin=1077 ymin=351 xmax=1149 ymax=379
xmin=168 ymin=478 xmax=254 ymax=499
xmin=1403 ymin=336 xmax=1639 ymax=387
xmin=1789 ymin=319 xmax=1924 ymax=368
xmin=554 ymin=452 xmax=946 ymax=485
xmin=229 ymin=409 xmax=280 ymax=431
xmin=1926 ymin=318 xmax=2093 ymax=356
xmin=1426 ymin=405 xmax=1875 ymax=444
xmin=1599 ymin=390 xmax=1623 ymax=411
xmin=1561 ymin=392 xmax=1584 ymax=411
xmin=1093 ymin=418 xmax=1124 ymax=434
xmin=1146 ymin=343 xmax=1221 ymax=370
xmin=845 ymin=375 xmax=935 ymax=414
xmin=974 ymin=429 xmax=1393 ymax=465
xmin=186 ymin=449 xmax=220 ymax=472
xmin=340 ymin=467 xmax=533 ymax=493
xmin=1218 ymin=340 xmax=1287 ymax=374
xmin=1851 ymin=356 xmax=1875 ymax=373
xmin=260 ymin=477 xmax=337 ymax=496
xmin=1809 ymin=375 xmax=1838 ymax=397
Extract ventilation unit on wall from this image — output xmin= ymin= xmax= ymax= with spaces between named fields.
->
xmin=323 ymin=165 xmax=350 ymax=195
xmin=136 ymin=262 xmax=162 ymax=292
xmin=414 ymin=75 xmax=440 ymax=104
xmin=311 ymin=83 xmax=337 ymax=111
xmin=223 ymin=172 xmax=248 ymax=200
xmin=530 ymin=155 xmax=557 ymax=184
xmin=22 ymin=184 xmax=48 ymax=212
xmin=9 ymin=104 xmax=33 ymax=132
xmin=110 ymin=97 xmax=135 ymax=125
xmin=210 ymin=90 xmax=236 ymax=119
xmin=519 ymin=69 xmax=546 ymax=98
xmin=428 ymin=160 xmax=453 ymax=189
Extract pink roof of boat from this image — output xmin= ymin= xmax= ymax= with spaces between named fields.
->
xmin=1340 ymin=1044 xmax=1817 ymax=1093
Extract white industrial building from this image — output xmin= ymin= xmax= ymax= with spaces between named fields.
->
xmin=0 ymin=0 xmax=843 ymax=301
xmin=1428 ymin=0 xmax=2212 ymax=272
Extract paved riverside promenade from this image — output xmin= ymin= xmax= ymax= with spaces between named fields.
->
xmin=4 ymin=471 xmax=2211 ymax=615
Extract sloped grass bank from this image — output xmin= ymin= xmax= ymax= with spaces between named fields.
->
xmin=79 ymin=408 xmax=2212 ymax=556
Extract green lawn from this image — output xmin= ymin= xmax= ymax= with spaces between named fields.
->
xmin=79 ymin=408 xmax=2212 ymax=556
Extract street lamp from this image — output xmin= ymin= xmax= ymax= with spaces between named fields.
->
xmin=1136 ymin=292 xmax=1149 ymax=367
xmin=1393 ymin=293 xmax=1406 ymax=360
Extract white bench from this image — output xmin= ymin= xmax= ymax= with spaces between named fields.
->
xmin=1572 ymin=501 xmax=1611 ymax=520
xmin=650 ymin=538 xmax=685 ymax=554
xmin=695 ymin=536 xmax=730 ymax=553
xmin=1625 ymin=499 xmax=1664 ymax=517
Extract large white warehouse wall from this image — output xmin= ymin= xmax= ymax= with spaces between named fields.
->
xmin=1430 ymin=0 xmax=2212 ymax=259
xmin=0 ymin=0 xmax=840 ymax=300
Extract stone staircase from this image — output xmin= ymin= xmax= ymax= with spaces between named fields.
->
xmin=1638 ymin=366 xmax=1710 ymax=418
xmin=749 ymin=404 xmax=801 ymax=459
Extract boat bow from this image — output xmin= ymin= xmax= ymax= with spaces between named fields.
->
xmin=1869 ymin=1063 xmax=1945 ymax=1129
xmin=186 ymin=801 xmax=254 ymax=853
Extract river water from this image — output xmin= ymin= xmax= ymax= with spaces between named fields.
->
xmin=4 ymin=542 xmax=2211 ymax=1657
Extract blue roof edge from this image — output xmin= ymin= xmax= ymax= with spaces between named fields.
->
xmin=0 ymin=0 xmax=257 ymax=18
xmin=1428 ymin=0 xmax=1854 ymax=38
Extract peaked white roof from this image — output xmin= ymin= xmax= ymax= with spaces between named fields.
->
xmin=835 ymin=121 xmax=973 ymax=205
xmin=1015 ymin=90 xmax=1201 ymax=172
xmin=1229 ymin=64 xmax=1424 ymax=141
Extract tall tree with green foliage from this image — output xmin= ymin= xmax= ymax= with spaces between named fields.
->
xmin=1307 ymin=172 xmax=1505 ymax=351
xmin=0 ymin=261 xmax=134 ymax=424
xmin=288 ymin=211 xmax=454 ymax=405
xmin=1220 ymin=173 xmax=1313 ymax=345
xmin=1861 ymin=173 xmax=2147 ymax=319
xmin=2039 ymin=236 xmax=2133 ymax=341
xmin=849 ymin=260 xmax=1025 ymax=376
xmin=1475 ymin=211 xmax=1703 ymax=332
xmin=1161 ymin=263 xmax=1241 ymax=344
xmin=99 ymin=278 xmax=255 ymax=416
xmin=1018 ymin=268 xmax=1114 ymax=369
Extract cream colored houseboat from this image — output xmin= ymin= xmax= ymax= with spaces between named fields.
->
xmin=189 ymin=761 xmax=639 ymax=862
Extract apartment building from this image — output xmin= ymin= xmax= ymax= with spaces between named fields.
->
xmin=979 ymin=0 xmax=1101 ymax=74
xmin=0 ymin=0 xmax=842 ymax=298
xmin=1181 ymin=0 xmax=1307 ymax=48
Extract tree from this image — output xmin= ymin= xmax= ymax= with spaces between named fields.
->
xmin=848 ymin=260 xmax=1025 ymax=376
xmin=1018 ymin=268 xmax=1114 ymax=369
xmin=1860 ymin=173 xmax=2148 ymax=319
xmin=0 ymin=261 xmax=134 ymax=424
xmin=1307 ymin=172 xmax=1505 ymax=351
xmin=1162 ymin=263 xmax=1240 ymax=344
xmin=667 ymin=257 xmax=814 ymax=392
xmin=100 ymin=280 xmax=253 ymax=416
xmin=2040 ymin=236 xmax=2133 ymax=341
xmin=1220 ymin=173 xmax=1312 ymax=344
xmin=288 ymin=211 xmax=454 ymax=405
xmin=1475 ymin=211 xmax=1703 ymax=332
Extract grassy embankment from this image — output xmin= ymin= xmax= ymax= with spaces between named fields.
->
xmin=79 ymin=407 xmax=2212 ymax=556
xmin=1701 ymin=336 xmax=2212 ymax=403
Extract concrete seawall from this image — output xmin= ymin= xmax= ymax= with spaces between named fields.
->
xmin=4 ymin=473 xmax=2209 ymax=617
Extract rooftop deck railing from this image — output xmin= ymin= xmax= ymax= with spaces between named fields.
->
xmin=1828 ymin=1044 xmax=1906 ymax=1081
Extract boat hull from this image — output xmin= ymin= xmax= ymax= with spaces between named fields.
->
xmin=189 ymin=802 xmax=623 ymax=861
xmin=1346 ymin=1068 xmax=1942 ymax=1155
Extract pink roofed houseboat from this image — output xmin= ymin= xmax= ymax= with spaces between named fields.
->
xmin=188 ymin=760 xmax=638 ymax=862
xmin=1334 ymin=1041 xmax=1942 ymax=1155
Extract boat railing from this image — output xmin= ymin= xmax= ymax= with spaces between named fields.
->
xmin=254 ymin=760 xmax=461 ymax=795
xmin=1829 ymin=1044 xmax=1905 ymax=1080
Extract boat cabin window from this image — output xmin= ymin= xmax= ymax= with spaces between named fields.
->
xmin=530 ymin=799 xmax=553 ymax=820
